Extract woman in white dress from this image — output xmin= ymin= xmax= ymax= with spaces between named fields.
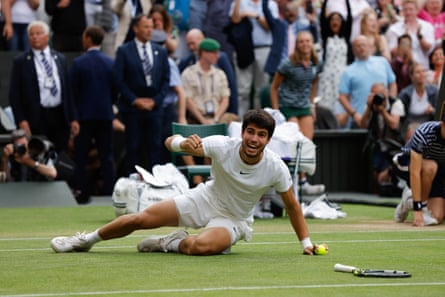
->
xmin=317 ymin=0 xmax=352 ymax=112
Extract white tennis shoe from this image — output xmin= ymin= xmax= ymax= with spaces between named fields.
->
xmin=394 ymin=187 xmax=412 ymax=223
xmin=422 ymin=208 xmax=439 ymax=226
xmin=137 ymin=230 xmax=189 ymax=253
xmin=50 ymin=232 xmax=92 ymax=253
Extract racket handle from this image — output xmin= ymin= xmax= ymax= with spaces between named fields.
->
xmin=334 ymin=263 xmax=357 ymax=273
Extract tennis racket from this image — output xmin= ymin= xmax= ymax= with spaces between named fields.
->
xmin=334 ymin=263 xmax=411 ymax=278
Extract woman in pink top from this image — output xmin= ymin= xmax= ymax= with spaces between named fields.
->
xmin=418 ymin=0 xmax=445 ymax=43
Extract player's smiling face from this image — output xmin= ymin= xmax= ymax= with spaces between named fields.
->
xmin=239 ymin=124 xmax=271 ymax=165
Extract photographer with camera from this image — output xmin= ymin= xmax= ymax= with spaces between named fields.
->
xmin=360 ymin=83 xmax=406 ymax=195
xmin=0 ymin=129 xmax=57 ymax=182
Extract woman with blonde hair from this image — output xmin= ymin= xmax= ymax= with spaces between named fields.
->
xmin=270 ymin=31 xmax=325 ymax=195
xmin=360 ymin=8 xmax=391 ymax=60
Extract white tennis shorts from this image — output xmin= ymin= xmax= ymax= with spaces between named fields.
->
xmin=174 ymin=185 xmax=253 ymax=245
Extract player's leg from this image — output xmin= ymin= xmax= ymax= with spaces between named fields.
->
xmin=99 ymin=199 xmax=179 ymax=240
xmin=179 ymin=227 xmax=232 ymax=255
xmin=428 ymin=198 xmax=445 ymax=224
xmin=51 ymin=199 xmax=179 ymax=252
xmin=420 ymin=159 xmax=437 ymax=202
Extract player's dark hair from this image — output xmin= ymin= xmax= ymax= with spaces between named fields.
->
xmin=242 ymin=109 xmax=275 ymax=139
xmin=84 ymin=26 xmax=105 ymax=45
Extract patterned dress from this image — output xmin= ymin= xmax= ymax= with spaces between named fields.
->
xmin=317 ymin=35 xmax=348 ymax=111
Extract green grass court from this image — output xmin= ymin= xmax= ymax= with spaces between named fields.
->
xmin=1 ymin=203 xmax=444 ymax=297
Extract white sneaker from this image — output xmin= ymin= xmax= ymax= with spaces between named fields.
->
xmin=50 ymin=232 xmax=92 ymax=253
xmin=422 ymin=208 xmax=439 ymax=226
xmin=394 ymin=187 xmax=412 ymax=223
xmin=301 ymin=181 xmax=325 ymax=195
xmin=137 ymin=230 xmax=188 ymax=253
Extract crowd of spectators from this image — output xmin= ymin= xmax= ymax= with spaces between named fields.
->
xmin=1 ymin=0 xmax=444 ymax=201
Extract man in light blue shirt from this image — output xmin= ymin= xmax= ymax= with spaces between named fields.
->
xmin=336 ymin=35 xmax=397 ymax=129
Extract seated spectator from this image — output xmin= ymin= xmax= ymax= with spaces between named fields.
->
xmin=398 ymin=63 xmax=438 ymax=141
xmin=359 ymin=83 xmax=405 ymax=194
xmin=390 ymin=34 xmax=415 ymax=91
xmin=180 ymin=38 xmax=237 ymax=185
xmin=179 ymin=28 xmax=238 ymax=115
xmin=1 ymin=129 xmax=57 ymax=182
xmin=417 ymin=0 xmax=445 ymax=44
xmin=427 ymin=45 xmax=444 ymax=88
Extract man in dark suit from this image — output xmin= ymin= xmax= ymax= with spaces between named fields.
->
xmin=9 ymin=20 xmax=74 ymax=153
xmin=70 ymin=25 xmax=117 ymax=203
xmin=178 ymin=28 xmax=238 ymax=115
xmin=113 ymin=14 xmax=170 ymax=175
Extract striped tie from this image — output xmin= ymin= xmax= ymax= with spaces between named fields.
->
xmin=142 ymin=45 xmax=152 ymax=75
xmin=40 ymin=51 xmax=58 ymax=96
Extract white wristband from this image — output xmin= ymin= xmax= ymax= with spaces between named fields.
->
xmin=171 ymin=136 xmax=186 ymax=152
xmin=300 ymin=237 xmax=313 ymax=250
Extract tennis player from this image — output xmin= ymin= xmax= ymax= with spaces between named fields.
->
xmin=394 ymin=115 xmax=445 ymax=226
xmin=51 ymin=109 xmax=316 ymax=255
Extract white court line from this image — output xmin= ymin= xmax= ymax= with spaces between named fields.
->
xmin=1 ymin=282 xmax=445 ymax=297
xmin=1 ymin=238 xmax=445 ymax=252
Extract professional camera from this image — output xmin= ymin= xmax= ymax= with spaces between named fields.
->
xmin=372 ymin=94 xmax=385 ymax=106
xmin=13 ymin=144 xmax=27 ymax=156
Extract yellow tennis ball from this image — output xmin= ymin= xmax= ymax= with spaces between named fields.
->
xmin=314 ymin=244 xmax=328 ymax=255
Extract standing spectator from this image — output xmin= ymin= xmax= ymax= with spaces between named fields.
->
xmin=150 ymin=29 xmax=187 ymax=164
xmin=9 ymin=20 xmax=74 ymax=152
xmin=398 ymin=63 xmax=438 ymax=140
xmin=8 ymin=0 xmax=39 ymax=51
xmin=418 ymin=0 xmax=445 ymax=44
xmin=149 ymin=4 xmax=178 ymax=56
xmin=179 ymin=28 xmax=238 ymax=115
xmin=386 ymin=0 xmax=435 ymax=69
xmin=1 ymin=0 xmax=13 ymax=50
xmin=336 ymin=35 xmax=397 ymax=129
xmin=317 ymin=0 xmax=352 ymax=111
xmin=375 ymin=0 xmax=399 ymax=35
xmin=45 ymin=0 xmax=86 ymax=52
xmin=113 ymin=14 xmax=169 ymax=175
xmin=69 ymin=26 xmax=117 ymax=204
xmin=390 ymin=34 xmax=415 ymax=92
xmin=111 ymin=0 xmax=151 ymax=51
xmin=229 ymin=0 xmax=278 ymax=116
xmin=270 ymin=31 xmax=325 ymax=195
xmin=262 ymin=0 xmax=318 ymax=77
xmin=325 ymin=0 xmax=370 ymax=41
xmin=360 ymin=8 xmax=391 ymax=60
xmin=427 ymin=45 xmax=444 ymax=88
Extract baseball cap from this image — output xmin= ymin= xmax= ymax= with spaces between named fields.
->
xmin=199 ymin=38 xmax=220 ymax=52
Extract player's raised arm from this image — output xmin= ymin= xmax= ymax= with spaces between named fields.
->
xmin=165 ymin=134 xmax=205 ymax=157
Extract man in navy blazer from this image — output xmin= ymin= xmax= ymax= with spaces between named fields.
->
xmin=9 ymin=20 xmax=74 ymax=153
xmin=69 ymin=25 xmax=118 ymax=203
xmin=263 ymin=0 xmax=318 ymax=76
xmin=178 ymin=28 xmax=238 ymax=115
xmin=113 ymin=14 xmax=170 ymax=175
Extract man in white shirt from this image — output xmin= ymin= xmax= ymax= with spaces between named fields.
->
xmin=50 ymin=109 xmax=317 ymax=256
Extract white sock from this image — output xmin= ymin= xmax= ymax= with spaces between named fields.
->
xmin=85 ymin=229 xmax=102 ymax=244
xmin=166 ymin=238 xmax=184 ymax=253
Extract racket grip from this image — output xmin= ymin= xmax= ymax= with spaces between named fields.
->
xmin=334 ymin=263 xmax=357 ymax=273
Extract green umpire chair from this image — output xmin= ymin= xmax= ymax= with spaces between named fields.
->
xmin=171 ymin=122 xmax=227 ymax=185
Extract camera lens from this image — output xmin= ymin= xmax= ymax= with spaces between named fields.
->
xmin=372 ymin=94 xmax=385 ymax=106
xmin=13 ymin=144 xmax=27 ymax=156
